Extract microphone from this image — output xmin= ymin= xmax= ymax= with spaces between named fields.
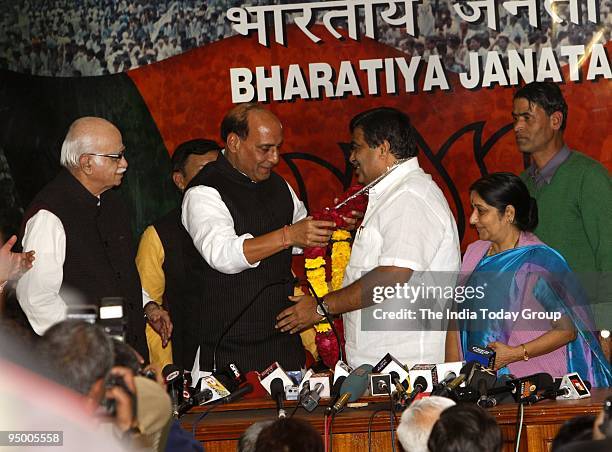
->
xmin=440 ymin=371 xmax=457 ymax=386
xmin=163 ymin=364 xmax=184 ymax=417
xmin=407 ymin=376 xmax=428 ymax=404
xmin=219 ymin=383 xmax=254 ymax=404
xmin=486 ymin=373 xmax=554 ymax=404
xmin=555 ymin=373 xmax=592 ymax=400
xmin=271 ymin=378 xmax=286 ymax=418
xmin=330 ymin=376 xmax=347 ymax=399
xmin=327 ymin=376 xmax=347 ymax=410
xmin=376 ymin=378 xmax=389 ymax=394
xmin=325 ymin=364 xmax=373 ymax=415
xmin=301 ymin=278 xmax=345 ymax=364
xmin=472 ymin=374 xmax=515 ymax=407
xmin=513 ymin=373 xmax=554 ymax=404
xmin=390 ymin=371 xmax=408 ymax=396
xmin=538 ymin=376 xmax=592 ymax=402
xmin=439 ymin=361 xmax=483 ymax=399
xmin=431 ymin=371 xmax=457 ymax=396
xmin=177 ymin=388 xmax=213 ymax=417
xmin=301 ymin=383 xmax=325 ymax=412
xmin=213 ymin=361 xmax=246 ymax=392
xmin=327 ymin=375 xmax=347 ymax=410
xmin=329 ymin=393 xmax=351 ymax=415
xmin=212 ymin=277 xmax=295 ymax=372
xmin=477 ymin=378 xmax=496 ymax=408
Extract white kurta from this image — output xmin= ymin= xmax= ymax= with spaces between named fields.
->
xmin=342 ymin=158 xmax=461 ymax=369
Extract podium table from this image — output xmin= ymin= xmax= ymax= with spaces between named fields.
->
xmin=180 ymin=388 xmax=611 ymax=452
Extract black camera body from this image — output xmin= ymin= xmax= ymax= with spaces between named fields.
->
xmin=101 ymin=374 xmax=136 ymax=418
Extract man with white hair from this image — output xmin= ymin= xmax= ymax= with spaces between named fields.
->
xmin=17 ymin=117 xmax=147 ymax=357
xmin=396 ymin=396 xmax=456 ymax=452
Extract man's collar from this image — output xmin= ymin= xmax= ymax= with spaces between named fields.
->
xmin=369 ymin=157 xmax=419 ymax=198
xmin=217 ymin=150 xmax=260 ymax=186
xmin=528 ymin=145 xmax=571 ymax=186
xmin=62 ymin=169 xmax=105 ymax=208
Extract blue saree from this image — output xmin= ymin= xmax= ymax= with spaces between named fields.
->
xmin=459 ymin=244 xmax=611 ymax=387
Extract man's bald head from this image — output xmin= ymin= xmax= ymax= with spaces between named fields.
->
xmin=220 ymin=103 xmax=281 ymax=143
xmin=397 ymin=396 xmax=455 ymax=452
xmin=60 ymin=117 xmax=122 ymax=169
xmin=59 ymin=117 xmax=128 ymax=196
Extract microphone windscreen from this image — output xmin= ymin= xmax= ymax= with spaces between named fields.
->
xmin=459 ymin=361 xmax=478 ymax=385
xmin=330 ymin=376 xmax=346 ymax=398
xmin=413 ymin=376 xmax=428 ymax=391
xmin=341 ymin=364 xmax=373 ymax=402
xmin=162 ymin=364 xmax=182 ymax=383
xmin=490 ymin=374 xmax=515 ymax=404
xmin=536 ymin=373 xmax=554 ymax=390
xmin=271 ymin=378 xmax=285 ymax=399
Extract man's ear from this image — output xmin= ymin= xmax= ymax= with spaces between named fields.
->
xmin=226 ymin=132 xmax=240 ymax=154
xmin=550 ymin=111 xmax=563 ymax=131
xmin=172 ymin=171 xmax=185 ymax=191
xmin=79 ymin=154 xmax=94 ymax=175
xmin=379 ymin=139 xmax=392 ymax=159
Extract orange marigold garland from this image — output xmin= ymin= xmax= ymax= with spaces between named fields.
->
xmin=330 ymin=229 xmax=352 ymax=291
xmin=303 ymin=185 xmax=367 ymax=367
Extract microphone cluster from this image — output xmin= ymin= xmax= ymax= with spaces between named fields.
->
xmin=171 ymin=341 xmax=593 ymax=419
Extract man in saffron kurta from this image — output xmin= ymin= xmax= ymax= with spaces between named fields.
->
xmin=137 ymin=139 xmax=220 ymax=369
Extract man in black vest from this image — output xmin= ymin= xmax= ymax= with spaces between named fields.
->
xmin=182 ymin=104 xmax=335 ymax=373
xmin=17 ymin=116 xmax=147 ymax=358
xmin=137 ymin=139 xmax=219 ymax=369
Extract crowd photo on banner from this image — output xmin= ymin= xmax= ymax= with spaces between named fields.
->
xmin=2 ymin=0 xmax=611 ymax=76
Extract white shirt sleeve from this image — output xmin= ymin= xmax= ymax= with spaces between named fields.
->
xmin=16 ymin=210 xmax=67 ymax=335
xmin=182 ymin=185 xmax=259 ymax=274
xmin=287 ymin=182 xmax=308 ymax=255
xmin=142 ymin=288 xmax=154 ymax=308
xmin=287 ymin=182 xmax=307 ymax=223
xmin=182 ymin=181 xmax=309 ymax=272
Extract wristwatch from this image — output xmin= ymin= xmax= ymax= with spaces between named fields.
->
xmin=521 ymin=344 xmax=530 ymax=361
xmin=316 ymin=298 xmax=330 ymax=318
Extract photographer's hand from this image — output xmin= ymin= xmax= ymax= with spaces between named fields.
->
xmin=106 ymin=367 xmax=138 ymax=434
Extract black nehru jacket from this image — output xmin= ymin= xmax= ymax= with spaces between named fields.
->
xmin=22 ymin=169 xmax=147 ymax=358
xmin=153 ymin=207 xmax=207 ymax=370
xmin=186 ymin=153 xmax=305 ymax=372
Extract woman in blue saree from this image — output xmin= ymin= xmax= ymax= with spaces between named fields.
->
xmin=447 ymin=173 xmax=611 ymax=386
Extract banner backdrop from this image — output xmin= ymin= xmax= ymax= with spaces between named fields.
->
xmin=1 ymin=1 xmax=610 ymax=252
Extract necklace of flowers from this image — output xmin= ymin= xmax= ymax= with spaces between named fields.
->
xmin=303 ymin=185 xmax=367 ymax=332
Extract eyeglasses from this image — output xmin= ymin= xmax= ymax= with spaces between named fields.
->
xmin=87 ymin=150 xmax=126 ymax=161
